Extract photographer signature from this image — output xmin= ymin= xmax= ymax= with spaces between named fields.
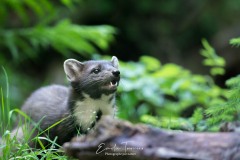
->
xmin=96 ymin=141 xmax=143 ymax=154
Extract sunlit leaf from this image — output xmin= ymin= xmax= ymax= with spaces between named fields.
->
xmin=140 ymin=56 xmax=161 ymax=71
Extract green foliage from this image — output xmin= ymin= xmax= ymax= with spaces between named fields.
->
xmin=117 ymin=55 xmax=224 ymax=130
xmin=206 ymin=75 xmax=240 ymax=126
xmin=201 ymin=39 xmax=226 ymax=76
xmin=141 ymin=115 xmax=193 ymax=131
xmin=0 ymin=86 xmax=69 ymax=159
xmin=116 ymin=37 xmax=240 ymax=131
xmin=230 ymin=37 xmax=240 ymax=47
xmin=2 ymin=20 xmax=115 ymax=62
xmin=0 ymin=0 xmax=80 ymax=25
xmin=200 ymin=38 xmax=240 ymax=129
xmin=0 ymin=67 xmax=10 ymax=134
xmin=115 ymin=37 xmax=240 ymax=131
xmin=0 ymin=0 xmax=116 ymax=70
xmin=1 ymin=129 xmax=67 ymax=159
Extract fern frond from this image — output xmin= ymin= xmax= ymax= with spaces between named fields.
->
xmin=2 ymin=20 xmax=116 ymax=60
xmin=230 ymin=38 xmax=240 ymax=47
xmin=206 ymin=75 xmax=240 ymax=126
xmin=200 ymin=39 xmax=225 ymax=76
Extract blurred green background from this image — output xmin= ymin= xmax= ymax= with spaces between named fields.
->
xmin=1 ymin=0 xmax=240 ymax=131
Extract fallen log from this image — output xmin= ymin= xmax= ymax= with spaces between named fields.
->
xmin=63 ymin=116 xmax=240 ymax=160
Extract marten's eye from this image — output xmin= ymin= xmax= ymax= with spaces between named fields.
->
xmin=92 ymin=68 xmax=101 ymax=74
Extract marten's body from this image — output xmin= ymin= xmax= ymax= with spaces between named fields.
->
xmin=19 ymin=57 xmax=120 ymax=147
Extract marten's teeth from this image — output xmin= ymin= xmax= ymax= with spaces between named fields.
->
xmin=110 ymin=81 xmax=114 ymax=86
xmin=110 ymin=80 xmax=118 ymax=86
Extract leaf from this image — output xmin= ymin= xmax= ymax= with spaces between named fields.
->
xmin=7 ymin=0 xmax=29 ymax=24
xmin=153 ymin=63 xmax=185 ymax=78
xmin=200 ymin=38 xmax=226 ymax=76
xmin=4 ymin=20 xmax=116 ymax=58
xmin=24 ymin=0 xmax=44 ymax=18
xmin=61 ymin=0 xmax=75 ymax=9
xmin=140 ymin=56 xmax=161 ymax=71
xmin=226 ymin=75 xmax=240 ymax=88
xmin=210 ymin=67 xmax=225 ymax=76
xmin=190 ymin=108 xmax=203 ymax=125
xmin=230 ymin=38 xmax=240 ymax=47
xmin=141 ymin=115 xmax=193 ymax=130
xmin=4 ymin=32 xmax=19 ymax=60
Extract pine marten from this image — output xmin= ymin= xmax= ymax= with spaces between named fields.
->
xmin=17 ymin=56 xmax=120 ymax=148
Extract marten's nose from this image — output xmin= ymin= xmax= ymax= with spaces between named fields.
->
xmin=112 ymin=70 xmax=120 ymax=77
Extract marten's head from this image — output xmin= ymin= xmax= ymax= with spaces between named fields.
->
xmin=64 ymin=56 xmax=120 ymax=98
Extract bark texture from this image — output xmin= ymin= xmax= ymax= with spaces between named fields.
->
xmin=63 ymin=116 xmax=240 ymax=160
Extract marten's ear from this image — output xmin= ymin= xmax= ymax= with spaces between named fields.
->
xmin=111 ymin=56 xmax=119 ymax=69
xmin=64 ymin=59 xmax=84 ymax=81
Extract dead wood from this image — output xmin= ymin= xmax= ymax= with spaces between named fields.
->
xmin=63 ymin=116 xmax=240 ymax=160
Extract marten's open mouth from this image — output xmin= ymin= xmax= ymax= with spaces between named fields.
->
xmin=110 ymin=80 xmax=118 ymax=87
xmin=103 ymin=79 xmax=119 ymax=91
